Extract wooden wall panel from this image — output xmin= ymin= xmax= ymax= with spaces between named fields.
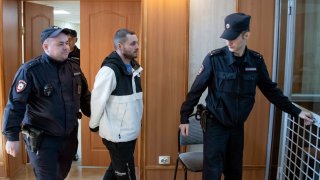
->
xmin=0 ymin=0 xmax=5 ymax=177
xmin=141 ymin=0 xmax=188 ymax=179
xmin=3 ymin=0 xmax=21 ymax=100
xmin=0 ymin=0 xmax=22 ymax=178
xmin=238 ymin=0 xmax=276 ymax=179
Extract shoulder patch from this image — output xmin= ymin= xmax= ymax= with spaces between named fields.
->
xmin=16 ymin=80 xmax=27 ymax=93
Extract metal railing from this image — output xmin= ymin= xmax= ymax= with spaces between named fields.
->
xmin=278 ymin=110 xmax=320 ymax=180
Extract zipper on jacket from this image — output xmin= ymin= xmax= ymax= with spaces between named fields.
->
xmin=118 ymin=107 xmax=127 ymax=140
xmin=131 ymin=74 xmax=136 ymax=94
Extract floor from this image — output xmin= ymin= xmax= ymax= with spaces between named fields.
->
xmin=10 ymin=160 xmax=107 ymax=180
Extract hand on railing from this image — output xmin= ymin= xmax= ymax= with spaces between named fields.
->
xmin=299 ymin=111 xmax=314 ymax=126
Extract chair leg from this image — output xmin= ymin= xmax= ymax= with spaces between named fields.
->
xmin=184 ymin=167 xmax=187 ymax=180
xmin=173 ymin=158 xmax=179 ymax=180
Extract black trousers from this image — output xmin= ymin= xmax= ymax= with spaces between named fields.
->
xmin=23 ymin=126 xmax=78 ymax=180
xmin=102 ymin=139 xmax=136 ymax=180
xmin=203 ymin=119 xmax=244 ymax=180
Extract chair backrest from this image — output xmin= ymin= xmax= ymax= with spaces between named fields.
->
xmin=174 ymin=115 xmax=204 ymax=180
xmin=179 ymin=115 xmax=203 ymax=146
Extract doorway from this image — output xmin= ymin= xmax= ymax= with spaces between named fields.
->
xmin=24 ymin=0 xmax=142 ymax=167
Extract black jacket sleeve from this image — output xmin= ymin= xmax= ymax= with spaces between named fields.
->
xmin=180 ymin=54 xmax=213 ymax=124
xmin=2 ymin=66 xmax=32 ymax=141
xmin=257 ymin=57 xmax=301 ymax=117
xmin=80 ymin=71 xmax=91 ymax=117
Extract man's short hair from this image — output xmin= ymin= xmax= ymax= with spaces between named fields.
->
xmin=113 ymin=28 xmax=136 ymax=48
xmin=66 ymin=28 xmax=77 ymax=37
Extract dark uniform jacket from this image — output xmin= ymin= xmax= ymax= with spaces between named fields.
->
xmin=180 ymin=46 xmax=301 ymax=127
xmin=68 ymin=46 xmax=80 ymax=63
xmin=2 ymin=53 xmax=91 ymax=141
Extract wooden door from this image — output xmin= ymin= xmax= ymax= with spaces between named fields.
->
xmin=80 ymin=0 xmax=141 ymax=166
xmin=24 ymin=2 xmax=53 ymax=61
xmin=1 ymin=0 xmax=22 ymax=177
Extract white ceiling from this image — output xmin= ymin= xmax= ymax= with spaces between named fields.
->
xmin=30 ymin=1 xmax=80 ymax=24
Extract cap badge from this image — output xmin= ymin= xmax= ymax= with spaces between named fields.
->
xmin=16 ymin=80 xmax=27 ymax=93
xmin=226 ymin=24 xmax=230 ymax=29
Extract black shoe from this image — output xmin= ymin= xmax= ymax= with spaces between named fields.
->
xmin=73 ymin=154 xmax=79 ymax=161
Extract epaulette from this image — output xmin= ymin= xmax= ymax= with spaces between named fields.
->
xmin=249 ymin=49 xmax=263 ymax=59
xmin=23 ymin=58 xmax=41 ymax=70
xmin=208 ymin=47 xmax=224 ymax=56
xmin=68 ymin=57 xmax=80 ymax=66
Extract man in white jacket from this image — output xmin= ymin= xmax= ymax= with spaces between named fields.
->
xmin=89 ymin=28 xmax=143 ymax=180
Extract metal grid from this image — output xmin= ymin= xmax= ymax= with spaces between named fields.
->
xmin=278 ymin=113 xmax=320 ymax=180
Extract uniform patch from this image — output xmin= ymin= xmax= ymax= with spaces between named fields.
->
xmin=16 ymin=80 xmax=27 ymax=93
xmin=74 ymin=72 xmax=81 ymax=76
xmin=245 ymin=67 xmax=257 ymax=71
xmin=197 ymin=65 xmax=204 ymax=75
xmin=78 ymin=85 xmax=82 ymax=94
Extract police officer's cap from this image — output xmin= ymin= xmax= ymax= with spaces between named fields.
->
xmin=220 ymin=13 xmax=251 ymax=40
xmin=41 ymin=26 xmax=69 ymax=44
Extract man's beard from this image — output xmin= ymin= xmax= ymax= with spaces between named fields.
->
xmin=123 ymin=50 xmax=137 ymax=59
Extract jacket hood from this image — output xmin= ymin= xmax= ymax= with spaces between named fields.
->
xmin=101 ymin=51 xmax=141 ymax=75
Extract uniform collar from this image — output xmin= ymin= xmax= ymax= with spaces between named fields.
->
xmin=69 ymin=46 xmax=79 ymax=55
xmin=226 ymin=46 xmax=249 ymax=66
xmin=104 ymin=51 xmax=141 ymax=75
xmin=42 ymin=53 xmax=66 ymax=66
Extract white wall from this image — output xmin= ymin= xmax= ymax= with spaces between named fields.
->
xmin=189 ymin=0 xmax=236 ymax=104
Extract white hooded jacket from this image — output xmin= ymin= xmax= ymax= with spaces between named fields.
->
xmin=89 ymin=52 xmax=143 ymax=142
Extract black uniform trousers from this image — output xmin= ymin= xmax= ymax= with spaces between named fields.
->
xmin=203 ymin=118 xmax=244 ymax=180
xmin=102 ymin=139 xmax=136 ymax=180
xmin=23 ymin=126 xmax=78 ymax=180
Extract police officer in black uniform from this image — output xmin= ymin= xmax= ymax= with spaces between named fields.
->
xmin=65 ymin=28 xmax=81 ymax=161
xmin=179 ymin=13 xmax=313 ymax=180
xmin=2 ymin=26 xmax=91 ymax=180
xmin=66 ymin=28 xmax=80 ymax=63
